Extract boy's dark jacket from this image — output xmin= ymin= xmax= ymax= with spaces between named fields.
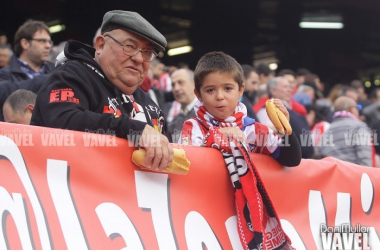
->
xmin=31 ymin=41 xmax=165 ymax=140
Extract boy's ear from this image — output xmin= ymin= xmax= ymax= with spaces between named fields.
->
xmin=194 ymin=89 xmax=202 ymax=102
xmin=239 ymin=83 xmax=245 ymax=97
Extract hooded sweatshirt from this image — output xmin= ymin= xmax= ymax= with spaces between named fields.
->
xmin=31 ymin=41 xmax=165 ymax=142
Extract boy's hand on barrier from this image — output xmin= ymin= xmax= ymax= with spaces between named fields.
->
xmin=219 ymin=127 xmax=246 ymax=144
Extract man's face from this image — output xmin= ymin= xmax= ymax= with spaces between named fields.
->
xmin=171 ymin=69 xmax=195 ymax=108
xmin=3 ymin=103 xmax=32 ymax=125
xmin=283 ymin=74 xmax=296 ymax=92
xmin=25 ymin=29 xmax=52 ymax=65
xmin=152 ymin=63 xmax=164 ymax=79
xmin=271 ymin=78 xmax=292 ymax=102
xmin=0 ymin=48 xmax=10 ymax=68
xmin=244 ymin=71 xmax=259 ymax=93
xmin=96 ymin=29 xmax=152 ymax=95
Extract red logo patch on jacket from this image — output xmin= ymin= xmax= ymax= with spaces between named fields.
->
xmin=103 ymin=106 xmax=122 ymax=117
xmin=50 ymin=88 xmax=79 ymax=105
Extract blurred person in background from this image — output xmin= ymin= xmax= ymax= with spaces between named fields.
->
xmin=256 ymin=63 xmax=275 ymax=85
xmin=240 ymin=64 xmax=258 ymax=120
xmin=278 ymin=69 xmax=297 ymax=95
xmin=3 ymin=89 xmax=36 ymax=125
xmin=166 ymin=69 xmax=197 ymax=142
xmin=0 ymin=44 xmax=11 ymax=69
xmin=318 ymin=96 xmax=375 ymax=167
xmin=0 ymin=20 xmax=54 ymax=121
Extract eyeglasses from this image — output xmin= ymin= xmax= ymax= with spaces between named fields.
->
xmin=104 ymin=34 xmax=157 ymax=62
xmin=29 ymin=38 xmax=53 ymax=46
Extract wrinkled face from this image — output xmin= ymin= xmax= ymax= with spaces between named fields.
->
xmin=195 ymin=71 xmax=244 ymax=120
xmin=3 ymin=103 xmax=32 ymax=125
xmin=271 ymin=78 xmax=292 ymax=102
xmin=24 ymin=29 xmax=52 ymax=65
xmin=244 ymin=71 xmax=259 ymax=93
xmin=171 ymin=69 xmax=195 ymax=107
xmin=0 ymin=48 xmax=10 ymax=68
xmin=96 ymin=29 xmax=152 ymax=95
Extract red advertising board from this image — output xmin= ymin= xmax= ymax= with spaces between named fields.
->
xmin=0 ymin=122 xmax=379 ymax=249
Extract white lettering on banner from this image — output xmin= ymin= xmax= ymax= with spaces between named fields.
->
xmin=185 ymin=211 xmax=222 ymax=250
xmin=361 ymin=173 xmax=373 ymax=213
xmin=309 ymin=190 xmax=327 ymax=250
xmin=280 ymin=219 xmax=307 ymax=250
xmin=310 ymin=184 xmax=379 ymax=250
xmin=134 ymin=171 xmax=177 ymax=250
xmin=82 ymin=133 xmax=117 ymax=147
xmin=0 ymin=187 xmax=33 ymax=249
xmin=46 ymin=159 xmax=88 ymax=249
xmin=96 ymin=203 xmax=144 ymax=250
xmin=0 ymin=135 xmax=52 ymax=249
xmin=225 ymin=216 xmax=244 ymax=250
xmin=41 ymin=132 xmax=75 ymax=146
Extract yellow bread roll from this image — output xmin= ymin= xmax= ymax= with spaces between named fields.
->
xmin=265 ymin=99 xmax=292 ymax=135
xmin=132 ymin=148 xmax=190 ymax=175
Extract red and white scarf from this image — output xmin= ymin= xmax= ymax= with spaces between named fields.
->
xmin=196 ymin=102 xmax=294 ymax=250
xmin=332 ymin=110 xmax=359 ymax=120
xmin=194 ymin=101 xmax=246 ymax=129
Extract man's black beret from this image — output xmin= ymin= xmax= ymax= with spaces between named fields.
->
xmin=101 ymin=10 xmax=167 ymax=51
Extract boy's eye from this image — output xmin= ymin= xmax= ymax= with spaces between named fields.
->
xmin=225 ymin=86 xmax=233 ymax=91
xmin=206 ymin=88 xmax=214 ymax=93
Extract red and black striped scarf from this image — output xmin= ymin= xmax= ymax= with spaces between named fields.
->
xmin=197 ymin=102 xmax=294 ymax=250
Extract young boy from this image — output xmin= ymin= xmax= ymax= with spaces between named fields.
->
xmin=179 ymin=51 xmax=300 ymax=250
xmin=179 ymin=51 xmax=301 ymax=167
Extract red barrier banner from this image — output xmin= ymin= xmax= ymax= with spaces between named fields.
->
xmin=0 ymin=122 xmax=379 ymax=250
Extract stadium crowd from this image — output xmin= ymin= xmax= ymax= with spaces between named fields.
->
xmin=1 ymin=14 xmax=379 ymax=168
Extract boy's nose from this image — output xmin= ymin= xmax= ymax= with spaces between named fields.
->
xmin=216 ymin=90 xmax=224 ymax=100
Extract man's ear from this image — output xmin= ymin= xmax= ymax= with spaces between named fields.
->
xmin=26 ymin=104 xmax=34 ymax=113
xmin=94 ymin=35 xmax=105 ymax=55
xmin=20 ymin=38 xmax=30 ymax=51
xmin=194 ymin=89 xmax=202 ymax=102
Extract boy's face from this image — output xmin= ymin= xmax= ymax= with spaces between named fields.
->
xmin=195 ymin=71 xmax=244 ymax=120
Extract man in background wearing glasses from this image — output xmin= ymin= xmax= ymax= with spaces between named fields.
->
xmin=31 ymin=10 xmax=174 ymax=171
xmin=0 ymin=19 xmax=54 ymax=121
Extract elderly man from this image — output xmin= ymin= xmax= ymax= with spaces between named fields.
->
xmin=166 ymin=68 xmax=197 ymax=142
xmin=318 ymin=96 xmax=374 ymax=167
xmin=0 ymin=20 xmax=54 ymax=121
xmin=3 ymin=89 xmax=36 ymax=124
xmin=31 ymin=10 xmax=173 ymax=171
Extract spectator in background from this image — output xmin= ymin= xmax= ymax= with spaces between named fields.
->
xmin=0 ymin=44 xmax=11 ymax=68
xmin=295 ymin=68 xmax=310 ymax=89
xmin=350 ymin=79 xmax=371 ymax=109
xmin=363 ymin=87 xmax=380 ymax=127
xmin=0 ymin=20 xmax=55 ymax=121
xmin=256 ymin=63 xmax=275 ymax=85
xmin=166 ymin=69 xmax=197 ymax=142
xmin=318 ymin=96 xmax=375 ymax=167
xmin=256 ymin=76 xmax=314 ymax=158
xmin=150 ymin=58 xmax=172 ymax=92
xmin=0 ymin=31 xmax=11 ymax=48
xmin=240 ymin=64 xmax=258 ymax=120
xmin=293 ymin=85 xmax=314 ymax=106
xmin=3 ymin=89 xmax=36 ymax=124
xmin=278 ymin=69 xmax=297 ymax=95
xmin=305 ymin=73 xmax=324 ymax=99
